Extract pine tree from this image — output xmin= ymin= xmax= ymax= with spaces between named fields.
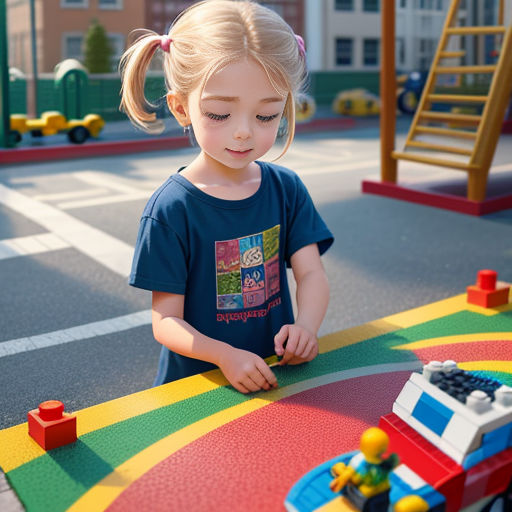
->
xmin=83 ymin=19 xmax=113 ymax=73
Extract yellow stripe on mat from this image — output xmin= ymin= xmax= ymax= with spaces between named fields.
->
xmin=319 ymin=294 xmax=471 ymax=353
xmin=394 ymin=333 xmax=512 ymax=350
xmin=458 ymin=360 xmax=512 ymax=373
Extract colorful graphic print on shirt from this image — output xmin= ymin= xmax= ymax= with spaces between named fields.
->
xmin=215 ymin=225 xmax=280 ymax=310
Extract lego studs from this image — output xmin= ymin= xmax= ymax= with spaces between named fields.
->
xmin=27 ymin=400 xmax=77 ymax=450
xmin=467 ymin=269 xmax=510 ymax=308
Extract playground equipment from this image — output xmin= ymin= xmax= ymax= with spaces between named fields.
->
xmin=365 ymin=0 xmax=512 ymax=213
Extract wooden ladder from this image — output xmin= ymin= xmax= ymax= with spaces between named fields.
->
xmin=392 ymin=0 xmax=512 ymax=202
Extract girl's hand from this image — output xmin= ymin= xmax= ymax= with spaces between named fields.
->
xmin=274 ymin=324 xmax=319 ymax=366
xmin=218 ymin=348 xmax=278 ymax=394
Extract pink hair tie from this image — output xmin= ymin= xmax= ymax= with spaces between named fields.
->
xmin=295 ymin=34 xmax=306 ymax=59
xmin=159 ymin=35 xmax=172 ymax=53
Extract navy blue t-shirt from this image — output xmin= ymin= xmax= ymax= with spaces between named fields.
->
xmin=129 ymin=161 xmax=334 ymax=385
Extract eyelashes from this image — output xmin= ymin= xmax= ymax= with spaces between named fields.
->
xmin=257 ymin=113 xmax=280 ymax=122
xmin=203 ymin=112 xmax=280 ymax=123
xmin=205 ymin=113 xmax=230 ymax=121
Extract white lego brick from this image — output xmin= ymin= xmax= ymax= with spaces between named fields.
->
xmin=395 ymin=379 xmax=423 ymax=414
xmin=439 ymin=437 xmax=465 ymax=464
xmin=496 ymin=386 xmax=512 ymax=407
xmin=409 ymin=372 xmax=512 ymax=434
xmin=392 ymin=401 xmax=411 ymax=424
xmin=442 ymin=413 xmax=481 ymax=455
xmin=392 ymin=464 xmax=427 ymax=490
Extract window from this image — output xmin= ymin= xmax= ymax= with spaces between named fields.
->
xmin=363 ymin=0 xmax=379 ymax=12
xmin=397 ymin=38 xmax=405 ymax=65
xmin=63 ymin=34 xmax=84 ymax=61
xmin=363 ymin=38 xmax=379 ymax=66
xmin=99 ymin=0 xmax=123 ymax=9
xmin=335 ymin=0 xmax=353 ymax=10
xmin=436 ymin=0 xmax=443 ymax=10
xmin=400 ymin=0 xmax=407 ymax=7
xmin=335 ymin=38 xmax=352 ymax=66
xmin=108 ymin=34 xmax=125 ymax=70
xmin=61 ymin=0 xmax=88 ymax=7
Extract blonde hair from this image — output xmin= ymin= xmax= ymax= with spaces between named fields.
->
xmin=119 ymin=0 xmax=306 ymax=156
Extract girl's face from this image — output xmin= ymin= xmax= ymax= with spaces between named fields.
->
xmin=187 ymin=58 xmax=287 ymax=171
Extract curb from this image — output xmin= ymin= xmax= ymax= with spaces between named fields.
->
xmin=0 ymin=118 xmax=357 ymax=165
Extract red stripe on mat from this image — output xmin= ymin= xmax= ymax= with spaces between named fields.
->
xmin=409 ymin=340 xmax=512 ymax=365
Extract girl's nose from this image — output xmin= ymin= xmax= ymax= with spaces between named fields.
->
xmin=233 ymin=119 xmax=251 ymax=140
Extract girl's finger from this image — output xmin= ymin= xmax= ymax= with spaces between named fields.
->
xmin=274 ymin=325 xmax=289 ymax=355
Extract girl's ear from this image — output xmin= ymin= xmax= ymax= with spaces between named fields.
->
xmin=167 ymin=92 xmax=191 ymax=127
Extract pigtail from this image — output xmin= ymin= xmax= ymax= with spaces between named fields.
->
xmin=119 ymin=31 xmax=166 ymax=134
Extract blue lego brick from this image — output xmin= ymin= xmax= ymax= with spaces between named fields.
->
xmin=285 ymin=451 xmax=357 ymax=512
xmin=412 ymin=392 xmax=454 ymax=436
xmin=463 ymin=447 xmax=486 ymax=470
xmin=482 ymin=440 xmax=506 ymax=459
xmin=483 ymin=422 xmax=512 ymax=450
xmin=389 ymin=477 xmax=445 ymax=510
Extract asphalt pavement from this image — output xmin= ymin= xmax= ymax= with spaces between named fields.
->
xmin=0 ymin=115 xmax=511 ymax=434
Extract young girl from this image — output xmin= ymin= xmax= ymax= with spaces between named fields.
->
xmin=120 ymin=0 xmax=334 ymax=394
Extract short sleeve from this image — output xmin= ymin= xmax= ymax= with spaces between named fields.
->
xmin=129 ymin=216 xmax=188 ymax=294
xmin=285 ymin=176 xmax=334 ymax=265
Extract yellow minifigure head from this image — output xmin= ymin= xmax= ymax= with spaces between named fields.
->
xmin=359 ymin=427 xmax=390 ymax=464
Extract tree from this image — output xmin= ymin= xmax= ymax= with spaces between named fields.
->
xmin=83 ymin=19 xmax=113 ymax=73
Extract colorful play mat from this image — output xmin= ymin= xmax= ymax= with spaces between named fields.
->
xmin=1 ymin=293 xmax=511 ymax=511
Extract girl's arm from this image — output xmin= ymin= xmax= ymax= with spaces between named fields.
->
xmin=274 ymin=243 xmax=329 ymax=365
xmin=152 ymin=291 xmax=277 ymax=393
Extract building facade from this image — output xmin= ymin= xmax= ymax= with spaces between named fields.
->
xmin=305 ymin=0 xmax=507 ymax=74
xmin=145 ymin=0 xmax=304 ymax=35
xmin=7 ymin=0 xmax=304 ymax=74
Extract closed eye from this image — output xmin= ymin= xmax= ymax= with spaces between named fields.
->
xmin=204 ymin=112 xmax=230 ymax=121
xmin=256 ymin=113 xmax=280 ymax=122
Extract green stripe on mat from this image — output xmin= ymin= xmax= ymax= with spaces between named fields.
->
xmin=7 ymin=310 xmax=512 ymax=512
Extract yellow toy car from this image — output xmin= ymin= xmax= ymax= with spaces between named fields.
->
xmin=332 ymin=89 xmax=380 ymax=117
xmin=10 ymin=111 xmax=104 ymax=144
xmin=296 ymin=94 xmax=316 ymax=123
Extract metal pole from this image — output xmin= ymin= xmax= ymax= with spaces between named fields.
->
xmin=380 ymin=0 xmax=397 ymax=182
xmin=0 ymin=0 xmax=12 ymax=148
xmin=29 ymin=0 xmax=38 ymax=116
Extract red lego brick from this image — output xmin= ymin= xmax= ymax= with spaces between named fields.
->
xmin=379 ymin=413 xmax=466 ymax=512
xmin=467 ymin=269 xmax=510 ymax=308
xmin=27 ymin=400 xmax=77 ymax=451
xmin=461 ymin=448 xmax=512 ymax=508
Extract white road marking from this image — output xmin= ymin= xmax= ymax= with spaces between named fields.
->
xmin=73 ymin=171 xmax=142 ymax=193
xmin=58 ymin=191 xmax=151 ymax=210
xmin=32 ymin=188 xmax=109 ymax=202
xmin=287 ymin=146 xmax=354 ymax=162
xmin=294 ymin=158 xmax=381 ymax=175
xmin=0 ymin=310 xmax=152 ymax=358
xmin=0 ymin=233 xmax=69 ymax=260
xmin=0 ymin=184 xmax=134 ymax=276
